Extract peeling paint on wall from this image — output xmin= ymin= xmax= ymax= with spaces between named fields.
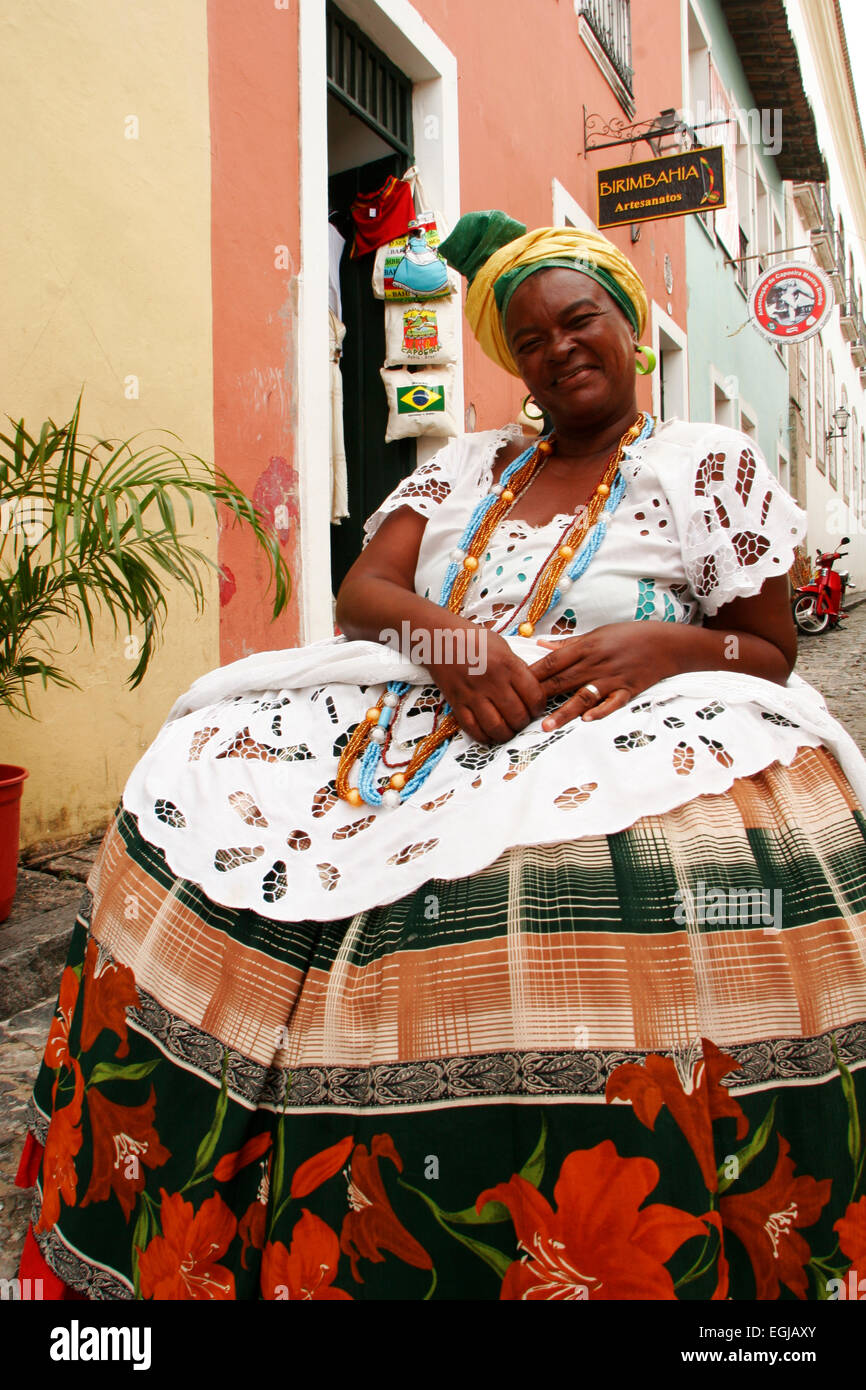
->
xmin=219 ymin=563 xmax=237 ymax=607
xmin=236 ymin=366 xmax=293 ymax=430
xmin=253 ymin=456 xmax=299 ymax=545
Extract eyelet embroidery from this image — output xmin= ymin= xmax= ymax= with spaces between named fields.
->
xmin=554 ymin=783 xmax=598 ymax=808
xmin=386 ymin=839 xmax=439 ymax=865
xmin=188 ymin=728 xmax=219 ymax=761
xmin=228 ymin=791 xmax=269 ymax=827
xmin=683 ymin=438 xmax=803 ymax=611
xmin=262 ymin=861 xmax=288 ymax=902
xmin=672 ymin=742 xmax=695 ymax=775
xmin=215 ymin=846 xmax=265 ymax=871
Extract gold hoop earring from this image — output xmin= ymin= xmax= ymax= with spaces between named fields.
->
xmin=522 ymin=394 xmax=545 ymax=421
xmin=635 ymin=344 xmax=657 ymax=376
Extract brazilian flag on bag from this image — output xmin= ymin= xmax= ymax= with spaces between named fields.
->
xmin=397 ymin=383 xmax=446 ymax=415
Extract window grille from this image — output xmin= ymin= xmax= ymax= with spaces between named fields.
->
xmin=326 ymin=2 xmax=414 ymax=159
xmin=578 ymin=0 xmax=633 ymax=95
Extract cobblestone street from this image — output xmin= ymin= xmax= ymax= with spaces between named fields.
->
xmin=0 ymin=1000 xmax=55 ymax=1277
xmin=0 ymin=855 xmax=94 ymax=1279
xmin=793 ymin=597 xmax=866 ymax=755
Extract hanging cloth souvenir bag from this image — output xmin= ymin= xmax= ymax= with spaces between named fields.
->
xmin=372 ymin=170 xmax=455 ymax=300
xmin=383 ymin=299 xmax=459 ymax=366
xmin=373 ymin=214 xmax=455 ymax=300
xmin=379 ymin=364 xmax=458 ymax=441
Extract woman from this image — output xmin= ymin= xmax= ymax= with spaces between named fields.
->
xmin=16 ymin=212 xmax=866 ymax=1301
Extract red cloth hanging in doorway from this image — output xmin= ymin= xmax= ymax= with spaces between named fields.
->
xmin=350 ymin=174 xmax=414 ymax=258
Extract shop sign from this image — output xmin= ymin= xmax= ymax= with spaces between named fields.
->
xmin=597 ymin=146 xmax=725 ymax=228
xmin=748 ymin=261 xmax=834 ymax=343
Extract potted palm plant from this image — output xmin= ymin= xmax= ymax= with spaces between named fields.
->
xmin=0 ymin=392 xmax=291 ymax=920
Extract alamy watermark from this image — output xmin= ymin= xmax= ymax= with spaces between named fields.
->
xmin=674 ymin=881 xmax=782 ymax=933
xmin=0 ymin=495 xmax=50 ymax=545
xmin=378 ymin=620 xmax=488 ymax=674
xmin=826 ymin=1272 xmax=866 ymax=1300
xmin=0 ymin=1276 xmax=44 ymax=1300
xmin=681 ymin=101 xmax=782 ymax=159
xmin=49 ymin=1320 xmax=151 ymax=1370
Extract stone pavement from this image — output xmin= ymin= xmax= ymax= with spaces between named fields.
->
xmin=792 ymin=595 xmax=866 ymax=755
xmin=0 ymin=997 xmax=57 ymax=1278
xmin=0 ymin=603 xmax=863 ymax=1283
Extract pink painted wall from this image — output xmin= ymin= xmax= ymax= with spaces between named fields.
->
xmin=206 ymin=1 xmax=686 ymax=663
xmin=421 ymin=0 xmax=687 ymax=431
xmin=207 ymin=0 xmax=303 ymax=663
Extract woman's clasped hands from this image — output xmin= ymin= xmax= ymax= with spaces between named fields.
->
xmin=425 ymin=621 xmax=678 ymax=746
xmin=532 ymin=622 xmax=677 ymax=730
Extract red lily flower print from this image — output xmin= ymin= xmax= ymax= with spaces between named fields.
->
xmin=81 ymin=1085 xmax=171 ymax=1220
xmin=477 ymin=1140 xmax=706 ymax=1300
xmin=238 ymin=1152 xmax=272 ymax=1270
xmin=239 ymin=1196 xmax=268 ymax=1271
xmin=340 ymin=1134 xmax=432 ymax=1282
xmin=606 ymin=1038 xmax=748 ymax=1192
xmin=261 ymin=1210 xmax=353 ymax=1300
xmin=290 ymin=1135 xmax=353 ymax=1199
xmin=719 ymin=1135 xmax=831 ymax=1299
xmin=36 ymin=1063 xmax=85 ymax=1233
xmin=835 ymin=1196 xmax=866 ymax=1287
xmin=138 ymin=1190 xmax=237 ymax=1299
xmin=44 ymin=967 xmax=80 ymax=1071
xmin=80 ymin=939 xmax=140 ymax=1058
xmin=214 ymin=1131 xmax=272 ymax=1183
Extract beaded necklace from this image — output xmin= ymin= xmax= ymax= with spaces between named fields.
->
xmin=337 ymin=411 xmax=655 ymax=808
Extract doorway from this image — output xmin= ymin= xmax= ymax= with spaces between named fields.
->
xmin=326 ymin=4 xmax=416 ymax=597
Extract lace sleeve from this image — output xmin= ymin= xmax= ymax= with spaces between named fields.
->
xmin=361 ymin=438 xmax=460 ymax=549
xmin=680 ymin=428 xmax=807 ymax=616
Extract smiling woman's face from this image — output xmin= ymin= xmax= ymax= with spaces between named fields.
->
xmin=504 ymin=267 xmax=638 ymax=433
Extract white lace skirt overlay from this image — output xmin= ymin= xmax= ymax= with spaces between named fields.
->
xmin=122 ymin=421 xmax=865 ymax=923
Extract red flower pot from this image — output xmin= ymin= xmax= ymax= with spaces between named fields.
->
xmin=0 ymin=765 xmax=28 ymax=923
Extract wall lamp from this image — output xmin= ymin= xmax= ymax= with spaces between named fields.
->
xmin=826 ymin=405 xmax=850 ymax=442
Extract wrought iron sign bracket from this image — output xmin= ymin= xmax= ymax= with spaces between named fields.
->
xmin=582 ymin=105 xmax=733 ymax=157
xmin=722 ymin=245 xmax=813 ymax=267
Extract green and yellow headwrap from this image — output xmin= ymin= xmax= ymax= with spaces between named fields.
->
xmin=439 ymin=210 xmax=648 ymax=377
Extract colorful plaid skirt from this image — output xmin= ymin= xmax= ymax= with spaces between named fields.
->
xmin=17 ymin=745 xmax=866 ymax=1300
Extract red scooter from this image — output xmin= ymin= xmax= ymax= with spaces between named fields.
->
xmin=792 ymin=536 xmax=851 ymax=634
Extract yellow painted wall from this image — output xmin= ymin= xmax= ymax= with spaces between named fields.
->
xmin=0 ymin=1 xmax=218 ymax=849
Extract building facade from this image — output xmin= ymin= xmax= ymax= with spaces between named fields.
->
xmin=681 ymin=0 xmax=823 ymax=478
xmin=785 ymin=0 xmax=866 ymax=588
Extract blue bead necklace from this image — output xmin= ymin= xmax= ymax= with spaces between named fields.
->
xmin=342 ymin=413 xmax=655 ymax=807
